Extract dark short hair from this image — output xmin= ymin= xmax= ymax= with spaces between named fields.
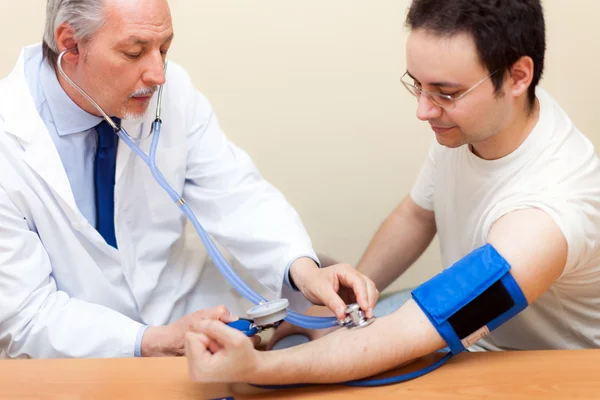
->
xmin=406 ymin=0 xmax=545 ymax=109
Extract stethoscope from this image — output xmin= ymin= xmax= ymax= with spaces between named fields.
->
xmin=56 ymin=48 xmax=453 ymax=387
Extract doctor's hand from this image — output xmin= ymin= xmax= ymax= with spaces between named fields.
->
xmin=186 ymin=320 xmax=260 ymax=383
xmin=141 ymin=305 xmax=260 ymax=357
xmin=290 ymin=258 xmax=379 ymax=320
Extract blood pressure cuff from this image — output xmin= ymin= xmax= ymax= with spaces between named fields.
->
xmin=412 ymin=244 xmax=528 ymax=355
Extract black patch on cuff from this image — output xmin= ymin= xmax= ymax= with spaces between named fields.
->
xmin=448 ymin=280 xmax=515 ymax=339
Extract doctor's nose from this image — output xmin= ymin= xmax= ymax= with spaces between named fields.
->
xmin=142 ymin=53 xmax=167 ymax=87
xmin=416 ymin=94 xmax=443 ymax=122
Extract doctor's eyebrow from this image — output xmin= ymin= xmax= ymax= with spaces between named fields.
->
xmin=120 ymin=32 xmax=175 ymax=46
xmin=406 ymin=70 xmax=463 ymax=88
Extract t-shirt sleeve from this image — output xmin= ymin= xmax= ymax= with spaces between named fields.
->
xmin=482 ymin=195 xmax=593 ymax=276
xmin=410 ymin=140 xmax=437 ymax=211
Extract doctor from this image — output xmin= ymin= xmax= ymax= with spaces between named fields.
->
xmin=0 ymin=0 xmax=378 ymax=359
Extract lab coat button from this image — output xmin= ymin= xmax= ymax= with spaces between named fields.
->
xmin=71 ymin=222 xmax=80 ymax=231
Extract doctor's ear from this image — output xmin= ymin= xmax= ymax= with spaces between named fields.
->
xmin=54 ymin=23 xmax=80 ymax=65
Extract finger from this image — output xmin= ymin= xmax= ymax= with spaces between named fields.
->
xmin=196 ymin=320 xmax=248 ymax=349
xmin=318 ymin=286 xmax=347 ymax=320
xmin=218 ymin=312 xmax=239 ymax=323
xmin=207 ymin=338 xmax=222 ymax=354
xmin=336 ymin=267 xmax=370 ymax=314
xmin=364 ymin=281 xmax=380 ymax=318
xmin=184 ymin=332 xmax=212 ymax=376
xmin=190 ymin=305 xmax=236 ymax=323
xmin=190 ymin=332 xmax=221 ymax=354
xmin=213 ymin=305 xmax=238 ymax=323
xmin=186 ymin=331 xmax=210 ymax=350
xmin=190 ymin=332 xmax=222 ymax=354
xmin=251 ymin=335 xmax=262 ymax=348
xmin=337 ymin=286 xmax=357 ymax=305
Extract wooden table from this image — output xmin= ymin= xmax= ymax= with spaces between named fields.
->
xmin=1 ymin=349 xmax=599 ymax=399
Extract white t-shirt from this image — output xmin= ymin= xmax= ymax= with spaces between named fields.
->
xmin=410 ymin=87 xmax=600 ymax=351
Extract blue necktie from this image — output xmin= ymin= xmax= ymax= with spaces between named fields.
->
xmin=94 ymin=118 xmax=119 ymax=248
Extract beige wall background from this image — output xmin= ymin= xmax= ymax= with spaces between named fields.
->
xmin=0 ymin=1 xmax=598 ymax=294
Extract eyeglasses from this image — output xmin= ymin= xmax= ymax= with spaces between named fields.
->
xmin=400 ymin=70 xmax=499 ymax=110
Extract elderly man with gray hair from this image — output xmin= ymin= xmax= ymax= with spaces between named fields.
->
xmin=0 ymin=0 xmax=378 ymax=359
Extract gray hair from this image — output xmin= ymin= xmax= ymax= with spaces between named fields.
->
xmin=42 ymin=0 xmax=107 ymax=66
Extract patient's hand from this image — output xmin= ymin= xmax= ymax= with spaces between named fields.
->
xmin=186 ymin=320 xmax=260 ymax=383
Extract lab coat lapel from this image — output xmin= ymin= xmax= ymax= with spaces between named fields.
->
xmin=21 ymin=125 xmax=80 ymax=222
xmin=0 ymin=51 xmax=81 ymax=223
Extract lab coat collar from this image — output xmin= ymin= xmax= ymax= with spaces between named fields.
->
xmin=0 ymin=44 xmax=52 ymax=146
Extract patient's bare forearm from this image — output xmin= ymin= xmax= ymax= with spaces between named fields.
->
xmin=248 ymin=300 xmax=446 ymax=385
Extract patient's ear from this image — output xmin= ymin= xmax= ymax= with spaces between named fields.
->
xmin=508 ymin=56 xmax=534 ymax=100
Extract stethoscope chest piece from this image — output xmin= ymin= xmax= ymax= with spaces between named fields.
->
xmin=246 ymin=298 xmax=290 ymax=329
xmin=339 ymin=303 xmax=374 ymax=329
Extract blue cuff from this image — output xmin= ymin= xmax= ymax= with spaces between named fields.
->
xmin=284 ymin=255 xmax=321 ymax=291
xmin=134 ymin=325 xmax=150 ymax=357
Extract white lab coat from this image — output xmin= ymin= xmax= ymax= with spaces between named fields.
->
xmin=0 ymin=45 xmax=316 ymax=358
